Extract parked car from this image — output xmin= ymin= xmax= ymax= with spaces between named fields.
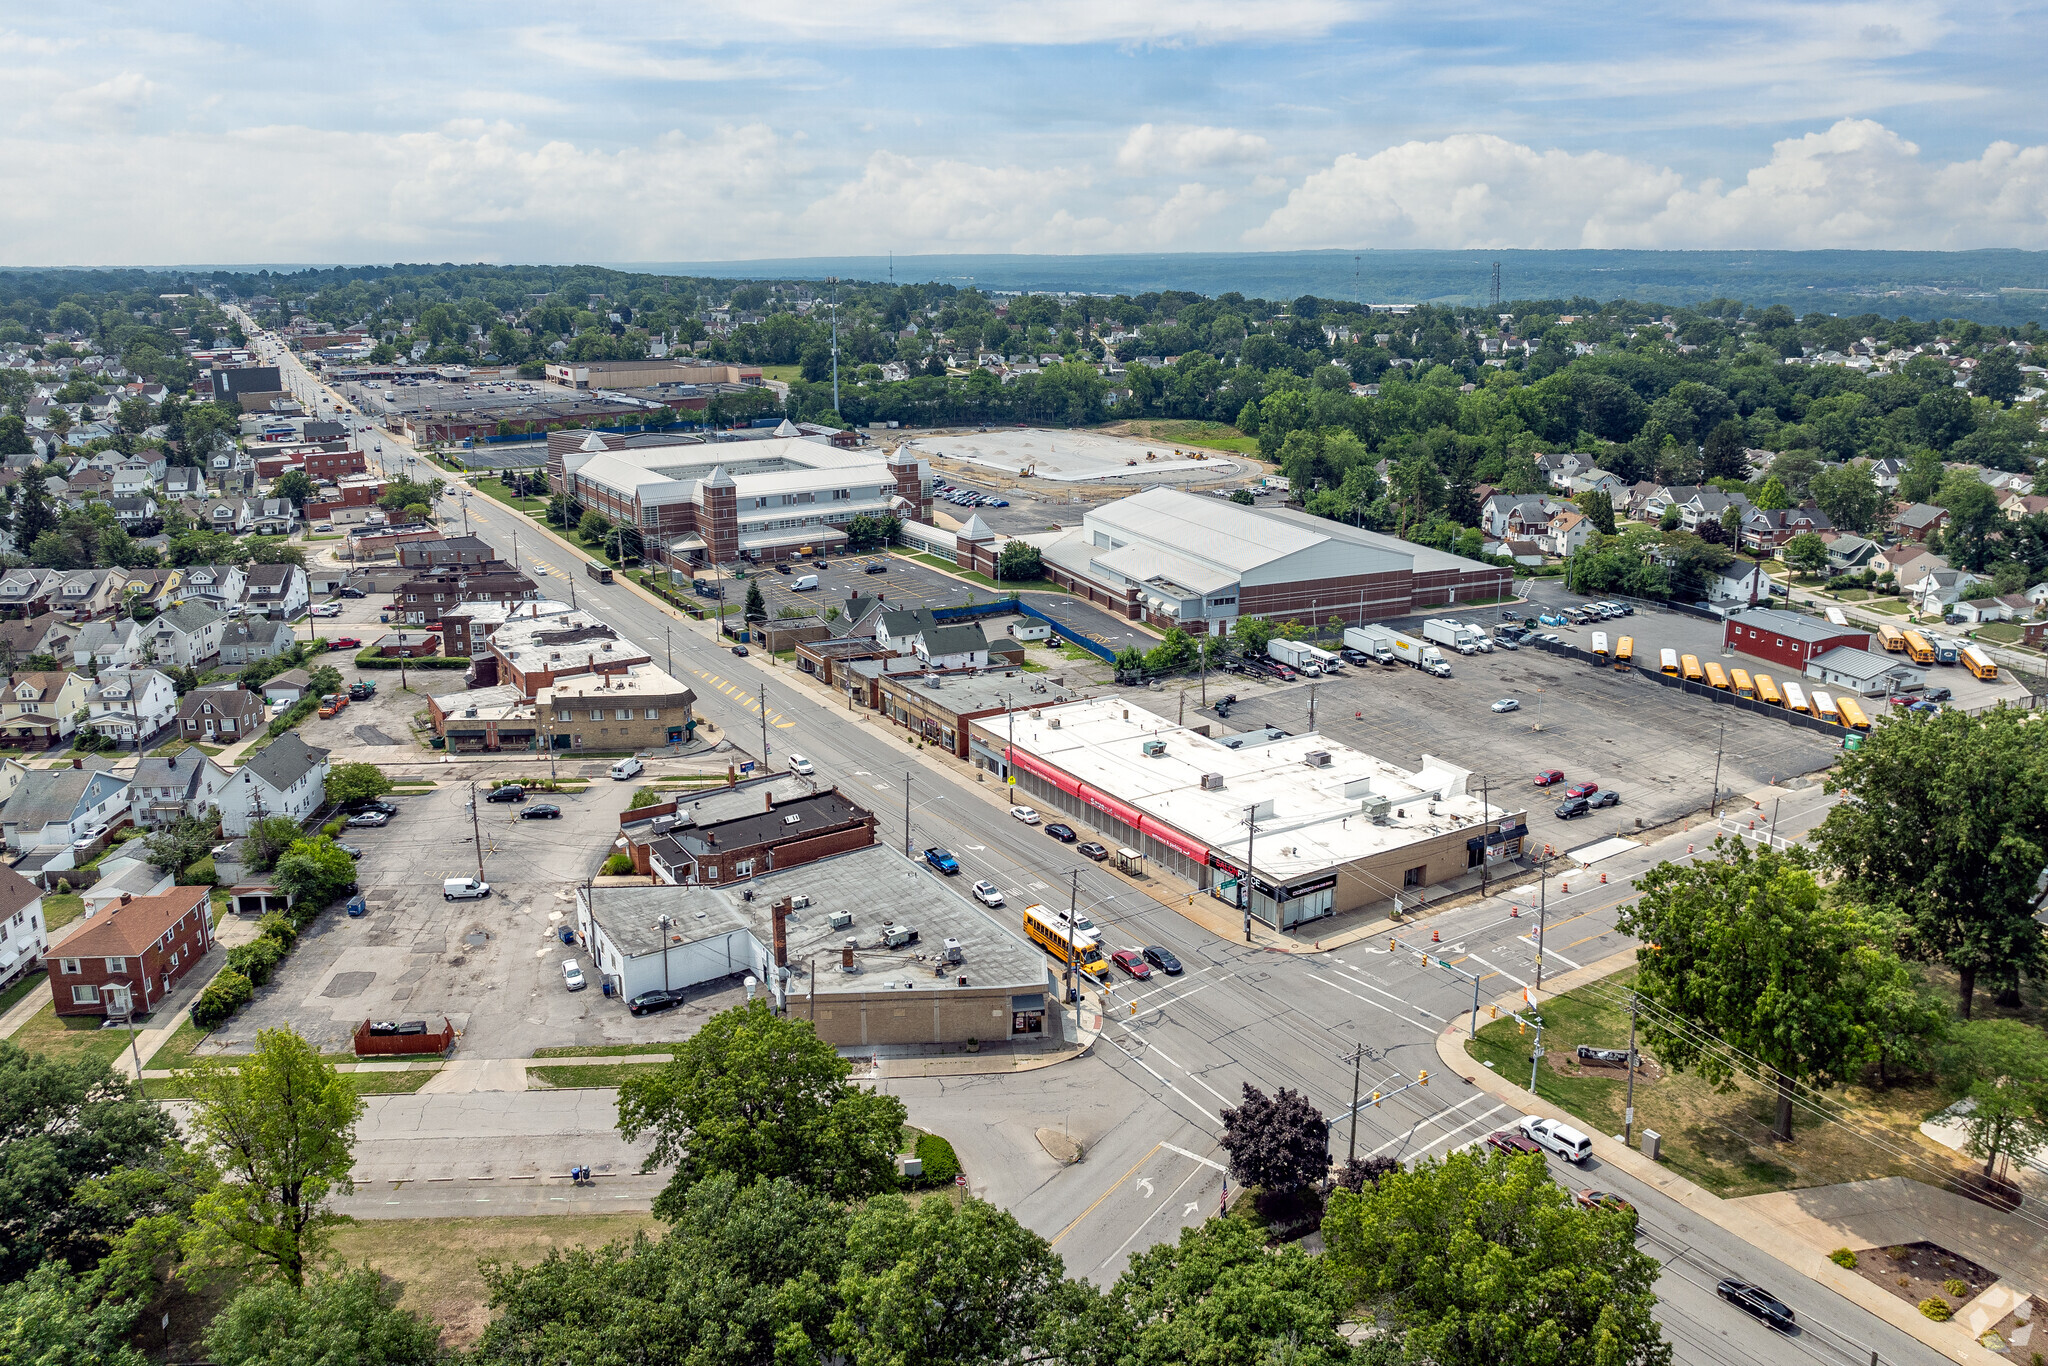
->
xmin=331 ymin=637 xmax=361 ymax=649
xmin=1925 ymin=686 xmax=1953 ymax=702
xmin=1485 ymin=1129 xmax=1544 ymax=1157
xmin=1143 ymin=945 xmax=1183 ymax=975
xmin=972 ymin=879 xmax=1004 ymax=907
xmin=1563 ymin=782 xmax=1598 ymax=800
xmin=774 ymin=563 xmax=791 ymax=574
xmin=520 ymin=803 xmax=563 ymax=819
xmin=345 ymin=811 xmax=390 ymax=827
xmin=628 ymin=988 xmax=686 ymax=1017
xmin=310 ymin=603 xmax=341 ymax=617
xmin=562 ymin=960 xmax=586 ymax=991
xmin=1514 ymin=1115 xmax=1593 ymax=1163
xmin=1078 ymin=841 xmax=1110 ymax=861
xmin=1111 ymin=949 xmax=1152 ymax=980
xmin=865 ymin=562 xmax=888 ymax=574
xmin=1555 ymin=797 xmax=1590 ymax=820
xmin=335 ymin=842 xmax=364 ymax=858
xmin=1573 ymin=1189 xmax=1635 ymax=1214
xmin=1010 ymin=805 xmax=1040 ymax=824
xmin=337 ymin=586 xmax=365 ymax=598
xmin=485 ymin=784 xmax=526 ymax=803
xmin=1589 ymin=790 xmax=1620 ymax=809
xmin=787 ymin=754 xmax=814 ymax=776
xmin=610 ymin=757 xmax=644 ymax=780
xmin=1533 ymin=770 xmax=1565 ymax=787
xmin=1907 ymin=700 xmax=1940 ymax=715
xmin=1716 ymin=1280 xmax=1796 ymax=1332
xmin=1045 ymin=823 xmax=1078 ymax=843
xmin=731 ymin=645 xmax=749 ymax=657
xmin=1491 ymin=699 xmax=1520 ymax=713
xmin=353 ymin=800 xmax=399 ymax=815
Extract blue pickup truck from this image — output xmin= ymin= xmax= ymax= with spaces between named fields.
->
xmin=922 ymin=846 xmax=960 ymax=875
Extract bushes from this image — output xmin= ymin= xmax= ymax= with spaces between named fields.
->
xmin=321 ymin=820 xmax=344 ymax=839
xmin=267 ymin=696 xmax=318 ymax=737
xmin=1828 ymin=1247 xmax=1858 ymax=1270
xmin=599 ymin=853 xmax=635 ymax=876
xmin=255 ymin=912 xmax=297 ymax=951
xmin=192 ymin=970 xmax=253 ymax=1028
xmin=1919 ymin=1297 xmax=1953 ymax=1322
xmin=183 ymin=856 xmax=217 ymax=886
xmin=225 ymin=936 xmax=286 ymax=987
xmin=910 ymin=1133 xmax=961 ymax=1188
xmin=351 ymin=649 xmax=470 ymax=671
xmin=1943 ymin=1277 xmax=1969 ymax=1299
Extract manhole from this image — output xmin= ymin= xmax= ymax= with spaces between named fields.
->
xmin=464 ymin=932 xmax=489 ymax=948
xmin=322 ymin=971 xmax=377 ymax=998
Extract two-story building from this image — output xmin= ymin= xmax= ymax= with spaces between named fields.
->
xmin=874 ymin=608 xmax=991 ymax=670
xmin=85 ymin=670 xmax=180 ymax=749
xmin=488 ymin=611 xmax=651 ymax=698
xmin=129 ymin=752 xmax=214 ymax=829
xmin=240 ymin=563 xmax=309 ymax=620
xmin=178 ymin=684 xmax=266 ymax=743
xmin=1 ymin=670 xmax=91 ymax=750
xmin=70 ymin=617 xmax=146 ymax=671
xmin=0 ymin=865 xmax=47 ymax=992
xmin=50 ymin=886 xmax=213 ymax=1021
xmin=534 ymin=664 xmax=697 ymax=752
xmin=1 ymin=760 xmax=130 ymax=853
xmin=148 ymin=603 xmax=224 ymax=669
xmin=208 ymin=732 xmax=330 ymax=835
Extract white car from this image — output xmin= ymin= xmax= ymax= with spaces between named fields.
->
xmin=1010 ymin=806 xmax=1040 ymax=824
xmin=310 ymin=603 xmax=342 ymax=617
xmin=787 ymin=754 xmax=814 ymax=776
xmin=562 ymin=960 xmax=586 ymax=991
xmin=972 ymin=880 xmax=1004 ymax=907
xmin=1491 ymin=699 xmax=1520 ymax=713
xmin=534 ymin=566 xmax=548 ymax=576
xmin=1515 ymin=1114 xmax=1594 ymax=1164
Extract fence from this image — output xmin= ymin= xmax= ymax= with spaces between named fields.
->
xmin=353 ymin=1017 xmax=456 ymax=1057
xmin=1012 ymin=600 xmax=1118 ymax=662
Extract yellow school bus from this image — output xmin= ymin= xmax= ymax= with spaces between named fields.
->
xmin=1680 ymin=653 xmax=1704 ymax=683
xmin=1902 ymin=630 xmax=1935 ymax=665
xmin=1615 ymin=635 xmax=1634 ymax=668
xmin=1836 ymin=695 xmax=1872 ymax=730
xmin=1022 ymin=904 xmax=1110 ymax=983
xmin=1782 ymin=680 xmax=1810 ymax=714
xmin=1963 ymin=645 xmax=1998 ymax=680
xmin=1704 ymin=661 xmax=1731 ymax=691
xmin=1812 ymin=689 xmax=1842 ymax=724
xmin=1659 ymin=648 xmax=1679 ymax=676
xmin=1731 ymin=668 xmax=1754 ymax=698
xmin=1877 ymin=622 xmax=1907 ymax=652
xmin=1754 ymin=674 xmax=1783 ymax=705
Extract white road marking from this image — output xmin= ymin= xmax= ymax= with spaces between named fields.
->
xmin=1136 ymin=1038 xmax=1235 ymax=1108
xmin=1460 ymin=951 xmax=1529 ymax=990
xmin=1412 ymin=1104 xmax=1510 ymax=1160
xmin=1358 ymin=1092 xmax=1497 ymax=1159
xmin=1519 ymin=936 xmax=1580 ymax=969
xmin=1161 ymin=1142 xmax=1226 ymax=1172
xmin=1135 ymin=1177 xmax=1154 ymax=1198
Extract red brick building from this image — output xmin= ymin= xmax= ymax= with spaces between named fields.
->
xmin=637 ymin=788 xmax=878 ymax=884
xmin=51 ymin=886 xmax=214 ymax=1020
xmin=307 ymin=480 xmax=387 ymax=521
xmin=304 ymin=448 xmax=369 ymax=481
xmin=1723 ymin=608 xmax=1871 ymax=673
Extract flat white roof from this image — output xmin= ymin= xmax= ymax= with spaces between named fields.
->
xmin=993 ymin=698 xmax=1523 ymax=886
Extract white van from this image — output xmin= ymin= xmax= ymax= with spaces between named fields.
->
xmin=791 ymin=574 xmax=819 ymax=591
xmin=443 ymin=876 xmax=491 ymax=901
xmin=610 ymin=757 xmax=644 ymax=780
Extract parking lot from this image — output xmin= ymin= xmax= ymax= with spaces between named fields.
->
xmin=212 ymin=780 xmax=748 ymax=1058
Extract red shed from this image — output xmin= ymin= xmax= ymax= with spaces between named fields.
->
xmin=1724 ymin=608 xmax=1870 ymax=674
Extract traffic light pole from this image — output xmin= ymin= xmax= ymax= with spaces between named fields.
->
xmin=1389 ymin=933 xmax=1484 ymax=1043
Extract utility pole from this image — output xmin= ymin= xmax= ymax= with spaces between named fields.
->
xmin=468 ymin=780 xmax=484 ymax=882
xmin=658 ymin=914 xmax=672 ymax=996
xmin=1065 ymin=868 xmax=1080 ymax=1004
xmin=1342 ymin=1043 xmax=1371 ymax=1165
xmin=1709 ymin=719 xmax=1725 ymax=817
xmin=903 ymin=772 xmax=912 ymax=857
xmin=758 ymin=681 xmax=769 ymax=765
xmin=1241 ymin=803 xmax=1258 ymax=942
xmin=1306 ymin=681 xmax=1317 ymax=733
xmin=1623 ymin=992 xmax=1641 ymax=1146
xmin=1479 ymin=776 xmax=1491 ymax=896
xmin=1770 ymin=794 xmax=1782 ymax=849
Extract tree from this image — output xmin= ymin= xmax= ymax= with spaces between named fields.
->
xmin=1322 ymin=1147 xmax=1668 ymax=1366
xmin=181 ymin=1026 xmax=364 ymax=1287
xmin=1897 ymin=447 xmax=1945 ymax=504
xmin=1811 ymin=707 xmax=2048 ymax=1016
xmin=1618 ymin=838 xmax=1907 ymax=1140
xmin=743 ymin=580 xmax=767 ymax=624
xmin=1230 ymin=489 xmax=1255 ymax=506
xmin=324 ymin=762 xmax=392 ymax=809
xmin=376 ymin=476 xmax=443 ymax=513
xmin=1580 ymin=489 xmax=1616 ymax=535
xmin=996 ymin=538 xmax=1042 ymax=582
xmin=271 ymin=837 xmax=359 ymax=908
xmin=1754 ymin=476 xmax=1791 ymax=512
xmin=1217 ymin=1084 xmax=1328 ymax=1193
xmin=616 ymin=999 xmax=907 ymax=1211
xmin=577 ymin=509 xmax=611 ymax=544
xmin=0 ymin=1261 xmax=148 ymax=1366
xmin=1782 ymin=531 xmax=1829 ymax=577
xmin=1073 ymin=1214 xmax=1360 ymax=1366
xmin=242 ymin=815 xmax=309 ymax=873
xmin=0 ymin=1040 xmax=175 ymax=1278
xmin=144 ymin=812 xmax=222 ymax=877
xmin=1937 ymin=467 xmax=2003 ymax=571
xmin=271 ymin=470 xmax=315 ymax=510
xmin=1941 ymin=1020 xmax=2048 ymax=1181
xmin=203 ymin=1264 xmax=444 ymax=1366
xmin=1970 ymin=349 xmax=2024 ymax=405
xmin=834 ymin=1193 xmax=1073 ymax=1366
xmin=1808 ymin=462 xmax=1882 ymax=533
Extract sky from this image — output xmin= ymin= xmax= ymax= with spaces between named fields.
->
xmin=5 ymin=1 xmax=2048 ymax=265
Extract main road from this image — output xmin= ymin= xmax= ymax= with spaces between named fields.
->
xmin=250 ymin=321 xmax=1945 ymax=1366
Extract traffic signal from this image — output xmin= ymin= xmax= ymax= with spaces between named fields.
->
xmin=1370 ymin=1090 xmax=1381 ymax=1107
xmin=1418 ymin=1070 xmax=1429 ymax=1086
xmin=1518 ymin=1018 xmax=1526 ymax=1035
xmin=1489 ymin=1005 xmax=1498 ymax=1019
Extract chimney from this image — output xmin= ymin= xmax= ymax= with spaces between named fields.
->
xmin=765 ymin=789 xmax=774 ymax=811
xmin=118 ymin=892 xmax=132 ymax=906
xmin=772 ymin=897 xmax=790 ymax=968
xmin=72 ymin=757 xmax=81 ymax=770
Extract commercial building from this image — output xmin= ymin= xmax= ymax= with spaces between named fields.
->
xmin=1805 ymin=646 xmax=1926 ymax=696
xmin=488 ymin=610 xmax=651 ymax=697
xmin=436 ymin=598 xmax=575 ymax=666
xmin=536 ymin=663 xmax=697 ymax=751
xmin=970 ymin=699 xmax=1526 ymax=929
xmin=427 ymin=686 xmax=535 ymax=753
xmin=985 ymin=488 xmax=1513 ymax=632
xmin=550 ymin=431 xmax=927 ymax=567
xmin=50 ymin=886 xmax=213 ymax=1020
xmin=862 ymin=665 xmax=1049 ymax=759
xmin=1724 ymin=609 xmax=1871 ymax=673
xmin=546 ymin=359 xmax=763 ymax=389
xmin=395 ymin=564 xmax=539 ymax=624
xmin=636 ymin=786 xmax=879 ymax=885
xmin=575 ymin=844 xmax=1059 ymax=1047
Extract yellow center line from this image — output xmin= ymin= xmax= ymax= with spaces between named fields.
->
xmin=1051 ymin=1142 xmax=1162 ymax=1248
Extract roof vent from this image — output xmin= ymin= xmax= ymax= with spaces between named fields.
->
xmin=1304 ymin=750 xmax=1332 ymax=768
xmin=1141 ymin=739 xmax=1166 ymax=757
xmin=1047 ymin=717 xmax=1061 ymax=729
xmin=1200 ymin=772 xmax=1225 ymax=790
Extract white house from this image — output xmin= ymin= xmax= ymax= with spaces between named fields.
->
xmin=147 ymin=603 xmax=224 ymax=668
xmin=240 ymin=563 xmax=309 ymax=619
xmin=210 ymin=732 xmax=330 ymax=835
xmin=70 ymin=617 xmax=146 ymax=671
xmin=85 ymin=670 xmax=179 ymax=748
xmin=174 ymin=563 xmax=246 ymax=613
xmin=1706 ymin=561 xmax=1772 ymax=604
xmin=128 ymin=752 xmax=213 ymax=830
xmin=1909 ymin=568 xmax=1981 ymax=612
xmin=0 ymin=762 xmax=130 ymax=853
xmin=1545 ymin=510 xmax=1596 ymax=558
xmin=0 ymin=865 xmax=48 ymax=991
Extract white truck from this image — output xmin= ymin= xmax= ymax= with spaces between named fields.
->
xmin=1460 ymin=621 xmax=1494 ymax=652
xmin=1268 ymin=638 xmax=1322 ymax=674
xmin=1423 ymin=619 xmax=1479 ymax=656
xmin=1301 ymin=643 xmax=1343 ymax=673
xmin=1391 ymin=634 xmax=1452 ymax=676
xmin=1344 ymin=625 xmax=1397 ymax=664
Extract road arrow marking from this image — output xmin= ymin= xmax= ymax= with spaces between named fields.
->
xmin=1184 ymin=1202 xmax=1200 ymax=1216
xmin=1136 ymin=1177 xmax=1155 ymax=1198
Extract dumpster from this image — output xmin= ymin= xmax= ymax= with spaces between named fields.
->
xmin=346 ymin=895 xmax=368 ymax=918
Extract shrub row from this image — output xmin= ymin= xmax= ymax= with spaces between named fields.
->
xmin=267 ymin=695 xmax=319 ymax=738
xmin=908 ymin=1133 xmax=962 ymax=1188
xmin=352 ymin=649 xmax=472 ymax=671
xmin=191 ymin=889 xmax=329 ymax=1030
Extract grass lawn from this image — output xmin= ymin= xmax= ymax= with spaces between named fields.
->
xmin=528 ymin=1061 xmax=669 ymax=1088
xmin=755 ymin=363 xmax=804 ymax=383
xmin=151 ymin=739 xmax=225 ymax=758
xmin=1863 ymin=598 xmax=1913 ymax=615
xmin=1109 ymin=419 xmax=1262 ymax=456
xmin=1019 ymin=659 xmax=1048 ymax=673
xmin=145 ymin=1016 xmax=214 ymax=1070
xmin=893 ymin=550 xmax=1064 ymax=595
xmin=471 ymin=479 xmax=547 ymax=516
xmin=13 ymin=1003 xmax=137 ymax=1067
xmin=1976 ymin=622 xmax=2024 ymax=644
xmin=1 ymin=967 xmax=47 ymax=1016
xmin=328 ymin=1213 xmax=662 ymax=1349
xmin=1467 ymin=968 xmax=1974 ymax=1199
xmin=43 ymin=893 xmax=85 ymax=931
xmin=144 ymin=1066 xmax=438 ymax=1100
xmin=531 ymin=1042 xmax=678 ymax=1058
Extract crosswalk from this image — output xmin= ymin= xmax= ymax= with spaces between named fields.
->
xmin=689 ymin=667 xmax=796 ymax=729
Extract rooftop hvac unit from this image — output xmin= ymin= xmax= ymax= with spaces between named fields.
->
xmin=1361 ymin=796 xmax=1393 ymax=820
xmin=1200 ymin=772 xmax=1225 ymax=790
xmin=1047 ymin=717 xmax=1061 ymax=729
xmin=1030 ymin=710 xmax=1041 ymax=719
xmin=923 ymin=674 xmax=943 ymax=688
xmin=791 ymin=895 xmax=812 ymax=910
xmin=782 ymin=813 xmax=801 ymax=825
xmin=828 ymin=910 xmax=853 ymax=930
xmin=1304 ymin=750 xmax=1332 ymax=768
xmin=1141 ymin=739 xmax=1166 ymax=757
xmin=943 ymin=937 xmax=963 ymax=963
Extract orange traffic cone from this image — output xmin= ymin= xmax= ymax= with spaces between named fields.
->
xmin=1510 ymin=905 xmax=1520 ymax=918
xmin=1562 ymin=881 xmax=1570 ymax=893
xmin=1600 ymin=873 xmax=1608 ymax=884
xmin=1431 ymin=928 xmax=1441 ymax=943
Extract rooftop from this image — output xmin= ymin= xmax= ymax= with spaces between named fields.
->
xmin=491 ymin=611 xmax=651 ymax=675
xmin=988 ymin=698 xmax=1524 ymax=885
xmin=653 ymin=788 xmax=871 ymax=860
xmin=1732 ymin=608 xmax=1870 ymax=644
xmin=59 ymin=886 xmax=208 ymax=957
xmin=538 ymin=662 xmax=696 ymax=707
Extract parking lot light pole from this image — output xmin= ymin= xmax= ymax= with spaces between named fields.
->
xmin=658 ymin=915 xmax=672 ymax=996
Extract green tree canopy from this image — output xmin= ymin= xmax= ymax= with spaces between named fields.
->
xmin=743 ymin=580 xmax=768 ymax=624
xmin=242 ymin=815 xmax=309 ymax=873
xmin=272 ymin=838 xmax=358 ymax=908
xmin=616 ymin=999 xmax=907 ymax=1211
xmin=1781 ymin=531 xmax=1829 ymax=576
xmin=996 ymin=538 xmax=1042 ymax=581
xmin=202 ymin=1264 xmax=444 ymax=1366
xmin=1941 ymin=1019 xmax=2048 ymax=1182
xmin=0 ymin=1261 xmax=147 ymax=1366
xmin=324 ymin=762 xmax=393 ymax=809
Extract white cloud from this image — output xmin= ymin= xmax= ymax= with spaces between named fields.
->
xmin=49 ymin=71 xmax=159 ymax=129
xmin=1116 ymin=123 xmax=1270 ymax=173
xmin=679 ymin=0 xmax=1370 ymax=47
xmin=514 ymin=27 xmax=812 ymax=82
xmin=799 ymin=151 xmax=1106 ymax=252
xmin=1248 ymin=119 xmax=2048 ymax=250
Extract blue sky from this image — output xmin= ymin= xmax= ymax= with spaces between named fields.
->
xmin=4 ymin=1 xmax=2045 ymax=263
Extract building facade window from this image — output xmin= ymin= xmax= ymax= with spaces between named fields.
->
xmin=60 ymin=957 xmax=79 ymax=974
xmin=71 ymin=985 xmax=99 ymax=1004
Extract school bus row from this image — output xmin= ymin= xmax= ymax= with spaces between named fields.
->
xmin=1874 ymin=621 xmax=1998 ymax=679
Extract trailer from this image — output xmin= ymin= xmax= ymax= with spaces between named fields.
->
xmin=1422 ymin=619 xmax=1478 ymax=655
xmin=1343 ymin=625 xmax=1397 ymax=664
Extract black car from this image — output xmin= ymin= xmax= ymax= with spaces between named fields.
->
xmin=732 ymin=645 xmax=750 ymax=657
xmin=1925 ymin=686 xmax=1953 ymax=703
xmin=520 ymin=803 xmax=563 ymax=819
xmin=865 ymin=562 xmax=888 ymax=574
xmin=1589 ymin=790 xmax=1620 ymax=809
xmin=1143 ymin=945 xmax=1184 ymax=975
xmin=353 ymin=799 xmax=399 ymax=816
xmin=337 ymin=586 xmax=365 ymax=598
xmin=1554 ymin=797 xmax=1591 ymax=820
xmin=813 ymin=559 xmax=828 ymax=570
xmin=485 ymin=785 xmax=525 ymax=803
xmin=1045 ymin=823 xmax=1078 ymax=843
xmin=628 ymin=988 xmax=686 ymax=1017
xmin=1078 ymin=841 xmax=1109 ymax=861
xmin=1716 ymin=1279 xmax=1796 ymax=1331
xmin=775 ymin=563 xmax=791 ymax=574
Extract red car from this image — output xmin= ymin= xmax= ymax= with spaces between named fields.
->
xmin=1564 ymin=782 xmax=1599 ymax=800
xmin=1110 ymin=949 xmax=1152 ymax=980
xmin=1574 ymin=1189 xmax=1635 ymax=1214
xmin=1533 ymin=770 xmax=1565 ymax=787
xmin=331 ymin=637 xmax=361 ymax=649
xmin=1486 ymin=1130 xmax=1543 ymax=1157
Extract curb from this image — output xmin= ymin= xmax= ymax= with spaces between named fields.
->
xmin=1435 ymin=968 xmax=2003 ymax=1366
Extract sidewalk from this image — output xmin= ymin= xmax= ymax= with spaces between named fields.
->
xmin=1436 ymin=961 xmax=2009 ymax=1366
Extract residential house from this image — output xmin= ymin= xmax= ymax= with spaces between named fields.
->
xmin=240 ymin=563 xmax=309 ymax=619
xmin=1483 ymin=538 xmax=1549 ymax=567
xmin=248 ymin=498 xmax=298 ymax=536
xmin=1950 ymin=593 xmax=2037 ymax=624
xmin=1535 ymin=452 xmax=1596 ymax=490
xmin=0 ymin=670 xmax=90 ymax=750
xmin=0 ymin=613 xmax=68 ymax=665
xmin=85 ymin=670 xmax=179 ymax=748
xmin=1739 ymin=504 xmax=1831 ymax=554
xmin=0 ymin=866 xmax=47 ymax=990
xmin=0 ymin=760 xmax=129 ymax=853
xmin=148 ymin=603 xmax=224 ymax=669
xmin=1823 ymin=534 xmax=1883 ymax=572
xmin=1705 ymin=561 xmax=1773 ymax=604
xmin=174 ymin=563 xmax=246 ymax=613
xmin=210 ymin=732 xmax=330 ymax=835
xmin=107 ymin=494 xmax=159 ymax=528
xmin=0 ymin=567 xmax=59 ymax=620
xmin=161 ymin=467 xmax=204 ymax=500
xmin=80 ymin=854 xmax=173 ymax=916
xmin=875 ymin=608 xmax=990 ymax=670
xmin=219 ymin=617 xmax=293 ymax=666
xmin=184 ymin=497 xmax=251 ymax=535
xmin=1873 ymin=544 xmax=1944 ymax=582
xmin=1678 ymin=487 xmax=1753 ymax=535
xmin=110 ymin=459 xmax=163 ymax=496
xmin=1893 ymin=502 xmax=1949 ymax=539
xmin=1545 ymin=510 xmax=1596 ymax=558
xmin=70 ymin=618 xmax=146 ymax=671
xmin=49 ymin=886 xmax=214 ymax=1021
xmin=1478 ymin=493 xmax=1561 ymax=540
xmin=1868 ymin=457 xmax=1906 ymax=493
xmin=2002 ymin=492 xmax=2048 ymax=522
xmin=128 ymin=752 xmax=212 ymax=829
xmin=1566 ymin=469 xmax=1628 ymax=501
xmin=1634 ymin=485 xmax=1701 ymax=525
xmin=1908 ymin=567 xmax=1981 ymax=611
xmin=178 ymin=684 xmax=264 ymax=743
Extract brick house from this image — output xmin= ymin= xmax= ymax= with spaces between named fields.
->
xmin=642 ymin=788 xmax=877 ymax=884
xmin=50 ymin=886 xmax=214 ymax=1020
xmin=179 ymin=684 xmax=265 ymax=742
xmin=396 ymin=565 xmax=538 ymax=625
xmin=535 ymin=663 xmax=697 ymax=751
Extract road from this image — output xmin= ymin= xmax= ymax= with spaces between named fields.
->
xmin=240 ymin=318 xmax=1948 ymax=1365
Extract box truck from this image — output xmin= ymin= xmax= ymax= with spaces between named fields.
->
xmin=1268 ymin=638 xmax=1322 ymax=674
xmin=1343 ymin=625 xmax=1397 ymax=664
xmin=1422 ymin=619 xmax=1478 ymax=655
